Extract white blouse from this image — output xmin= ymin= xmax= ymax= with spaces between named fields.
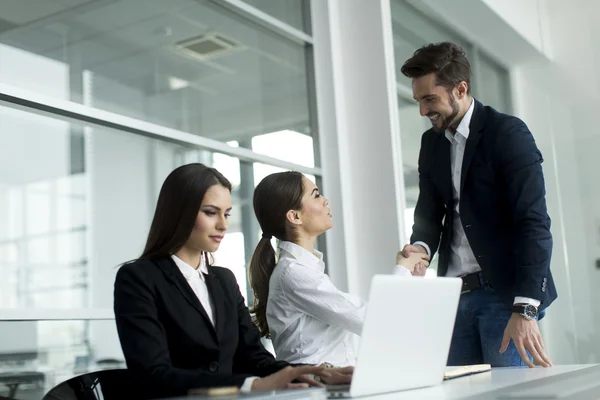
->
xmin=266 ymin=241 xmax=367 ymax=366
xmin=171 ymin=255 xmax=215 ymax=326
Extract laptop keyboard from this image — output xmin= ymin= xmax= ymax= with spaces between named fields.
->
xmin=326 ymin=384 xmax=351 ymax=398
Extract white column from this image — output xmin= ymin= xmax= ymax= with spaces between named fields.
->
xmin=312 ymin=0 xmax=407 ymax=299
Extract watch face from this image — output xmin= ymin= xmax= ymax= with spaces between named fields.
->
xmin=524 ymin=305 xmax=538 ymax=319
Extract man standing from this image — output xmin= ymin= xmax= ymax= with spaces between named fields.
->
xmin=401 ymin=42 xmax=556 ymax=368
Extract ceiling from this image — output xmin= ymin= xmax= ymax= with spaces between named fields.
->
xmin=0 ymin=0 xmax=423 ymax=191
xmin=0 ymin=0 xmax=310 ymax=142
xmin=0 ymin=0 xmax=92 ymax=27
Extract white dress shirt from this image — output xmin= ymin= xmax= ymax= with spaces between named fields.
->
xmin=171 ymin=255 xmax=258 ymax=392
xmin=172 ymin=255 xmax=215 ymax=326
xmin=266 ymin=241 xmax=367 ymax=366
xmin=414 ymin=99 xmax=539 ymax=307
xmin=445 ymin=99 xmax=479 ymax=278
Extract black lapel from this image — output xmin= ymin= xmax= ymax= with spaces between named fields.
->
xmin=204 ymin=270 xmax=226 ymax=342
xmin=434 ymin=133 xmax=453 ymax=205
xmin=460 ymin=99 xmax=486 ymax=194
xmin=156 ymin=258 xmax=218 ymax=340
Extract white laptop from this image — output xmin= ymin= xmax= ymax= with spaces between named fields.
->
xmin=328 ymin=275 xmax=462 ymax=398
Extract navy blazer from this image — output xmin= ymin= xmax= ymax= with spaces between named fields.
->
xmin=410 ymin=99 xmax=557 ymax=310
xmin=114 ymin=257 xmax=288 ymax=398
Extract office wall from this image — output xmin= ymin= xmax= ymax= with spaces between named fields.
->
xmin=87 ymin=127 xmax=153 ymax=360
xmin=511 ymin=0 xmax=600 ymax=364
xmin=312 ymin=0 xmax=407 ymax=299
xmin=482 ymin=0 xmax=548 ymax=56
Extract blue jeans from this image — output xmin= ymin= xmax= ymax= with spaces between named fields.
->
xmin=447 ymin=286 xmax=533 ymax=367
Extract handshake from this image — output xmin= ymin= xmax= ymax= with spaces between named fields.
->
xmin=396 ymin=244 xmax=430 ymax=276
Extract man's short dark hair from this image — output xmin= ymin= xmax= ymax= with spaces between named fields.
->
xmin=401 ymin=42 xmax=471 ymax=94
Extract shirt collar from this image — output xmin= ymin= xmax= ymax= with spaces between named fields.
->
xmin=445 ymin=98 xmax=475 ymax=142
xmin=278 ymin=241 xmax=325 ymax=272
xmin=171 ymin=254 xmax=209 ymax=280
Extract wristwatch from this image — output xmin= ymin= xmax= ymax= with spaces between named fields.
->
xmin=512 ymin=304 xmax=538 ymax=320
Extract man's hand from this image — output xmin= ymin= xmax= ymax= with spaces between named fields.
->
xmin=401 ymin=244 xmax=429 ymax=259
xmin=500 ymin=313 xmax=552 ymax=368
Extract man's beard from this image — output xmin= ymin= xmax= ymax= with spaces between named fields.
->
xmin=430 ymin=93 xmax=460 ymax=133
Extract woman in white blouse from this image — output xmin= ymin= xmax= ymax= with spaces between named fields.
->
xmin=248 ymin=171 xmax=428 ymax=366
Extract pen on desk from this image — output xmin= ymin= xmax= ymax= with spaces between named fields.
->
xmin=188 ymin=386 xmax=240 ymax=396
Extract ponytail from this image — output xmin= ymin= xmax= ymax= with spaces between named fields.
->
xmin=248 ymin=237 xmax=277 ymax=337
xmin=249 ymin=171 xmax=305 ymax=337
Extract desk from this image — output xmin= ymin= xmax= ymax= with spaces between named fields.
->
xmin=369 ymin=364 xmax=599 ymax=399
xmin=179 ymin=364 xmax=600 ymax=400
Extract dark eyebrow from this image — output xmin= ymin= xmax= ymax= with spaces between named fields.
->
xmin=202 ymin=205 xmax=233 ymax=212
xmin=418 ymin=94 xmax=438 ymax=101
xmin=311 ymin=188 xmax=319 ymax=195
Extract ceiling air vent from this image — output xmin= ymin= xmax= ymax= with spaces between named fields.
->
xmin=175 ymin=32 xmax=243 ymax=61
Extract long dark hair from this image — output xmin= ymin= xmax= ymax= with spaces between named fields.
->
xmin=248 ymin=171 xmax=305 ymax=337
xmin=140 ymin=163 xmax=231 ymax=260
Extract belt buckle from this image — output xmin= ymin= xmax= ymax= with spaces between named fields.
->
xmin=460 ymin=279 xmax=470 ymax=294
xmin=460 ymin=273 xmax=476 ymax=294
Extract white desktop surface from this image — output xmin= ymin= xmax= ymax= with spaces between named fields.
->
xmin=180 ymin=365 xmax=600 ymax=400
xmin=359 ymin=364 xmax=595 ymax=399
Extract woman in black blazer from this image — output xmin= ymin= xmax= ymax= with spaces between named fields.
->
xmin=114 ymin=164 xmax=351 ymax=398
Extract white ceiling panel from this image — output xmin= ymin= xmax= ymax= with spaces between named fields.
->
xmin=0 ymin=0 xmax=72 ymax=24
xmin=69 ymin=0 xmax=193 ymax=33
xmin=0 ymin=0 xmax=311 ymax=142
xmin=53 ymin=0 xmax=94 ymax=6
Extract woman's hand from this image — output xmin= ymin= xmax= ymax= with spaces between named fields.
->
xmin=396 ymin=251 xmax=429 ymax=275
xmin=251 ymin=365 xmax=354 ymax=391
xmin=251 ymin=365 xmax=326 ymax=391
xmin=317 ymin=366 xmax=353 ymax=385
xmin=411 ymin=262 xmax=427 ymax=276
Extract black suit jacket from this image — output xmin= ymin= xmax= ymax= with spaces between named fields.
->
xmin=113 ymin=257 xmax=288 ymax=398
xmin=410 ymin=99 xmax=557 ymax=310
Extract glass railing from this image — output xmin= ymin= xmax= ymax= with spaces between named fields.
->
xmin=0 ymin=311 xmax=120 ymax=399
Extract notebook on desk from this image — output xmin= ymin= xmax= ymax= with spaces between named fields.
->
xmin=444 ymin=364 xmax=492 ymax=380
xmin=327 ymin=275 xmax=462 ymax=398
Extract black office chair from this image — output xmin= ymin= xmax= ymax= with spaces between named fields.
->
xmin=42 ymin=369 xmax=145 ymax=400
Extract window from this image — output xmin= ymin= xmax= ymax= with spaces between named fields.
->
xmin=0 ymin=0 xmax=314 ymax=165
xmin=0 ymin=0 xmax=317 ymax=388
xmin=391 ymin=0 xmax=472 ymax=89
xmin=477 ymin=52 xmax=512 ymax=113
xmin=242 ymin=0 xmax=310 ymax=33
